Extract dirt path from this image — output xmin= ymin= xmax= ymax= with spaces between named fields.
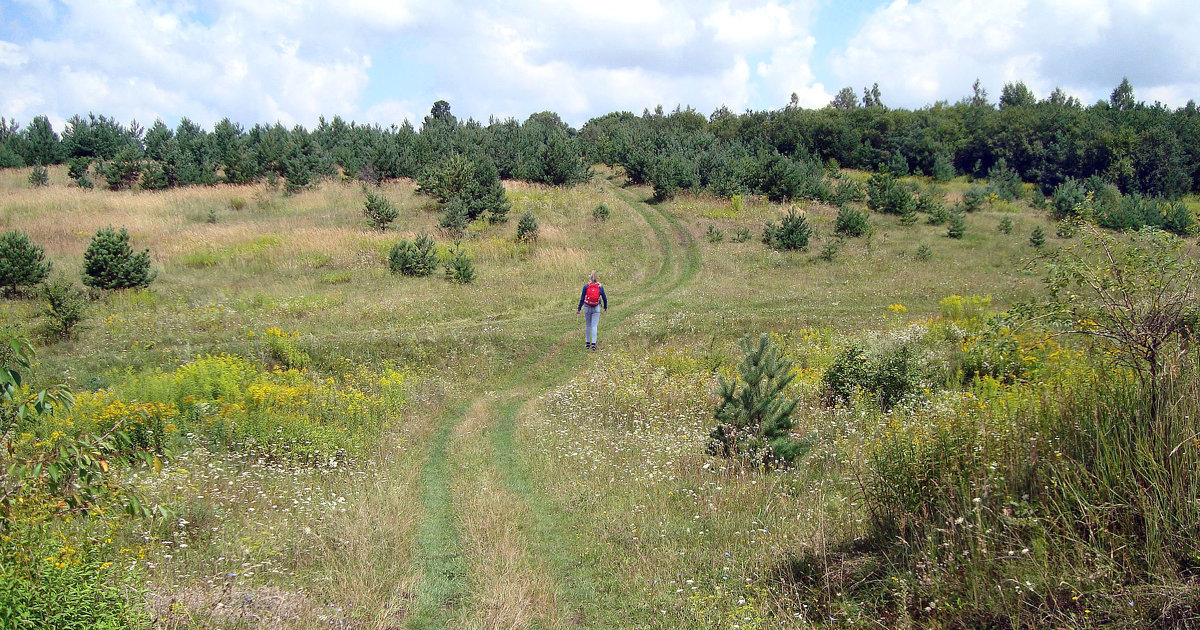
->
xmin=403 ymin=180 xmax=698 ymax=628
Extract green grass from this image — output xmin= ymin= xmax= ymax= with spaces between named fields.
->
xmin=3 ymin=166 xmax=1197 ymax=628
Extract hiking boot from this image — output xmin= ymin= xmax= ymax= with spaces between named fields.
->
xmin=590 ymin=343 xmax=597 ymax=352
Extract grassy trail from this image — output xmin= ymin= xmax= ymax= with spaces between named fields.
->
xmin=405 ymin=180 xmax=698 ymax=628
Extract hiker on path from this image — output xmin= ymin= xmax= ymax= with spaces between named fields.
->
xmin=576 ymin=270 xmax=607 ymax=352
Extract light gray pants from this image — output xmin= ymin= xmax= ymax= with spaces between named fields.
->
xmin=583 ymin=304 xmax=601 ymax=344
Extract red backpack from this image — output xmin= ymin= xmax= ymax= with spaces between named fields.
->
xmin=584 ymin=282 xmax=601 ymax=306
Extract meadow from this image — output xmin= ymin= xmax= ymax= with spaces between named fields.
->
xmin=2 ymin=164 xmax=1198 ymax=628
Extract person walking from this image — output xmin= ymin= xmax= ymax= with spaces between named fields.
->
xmin=576 ymin=270 xmax=607 ymax=352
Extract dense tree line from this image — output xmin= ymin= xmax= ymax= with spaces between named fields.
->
xmin=0 ymin=102 xmax=591 ymax=193
xmin=578 ymin=78 xmax=1200 ymax=202
xmin=2 ymin=78 xmax=1198 ymax=205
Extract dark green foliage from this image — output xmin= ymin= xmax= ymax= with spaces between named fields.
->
xmin=389 ymin=233 xmax=439 ymax=277
xmin=438 ymin=197 xmax=470 ymax=233
xmin=835 ymin=205 xmax=869 ymax=237
xmin=67 ymin=157 xmax=90 ymax=181
xmin=946 ymin=211 xmax=966 ymax=238
xmin=1030 ymin=226 xmax=1046 ymax=248
xmin=915 ymin=243 xmax=932 ymax=261
xmin=822 ymin=344 xmax=924 ymax=410
xmin=926 ymin=204 xmax=950 ymax=225
xmin=931 ymin=154 xmax=955 ymax=182
xmin=516 ymin=211 xmax=539 ymax=242
xmin=1051 ymin=178 xmax=1088 ymax=220
xmin=419 ymin=154 xmax=510 ymax=223
xmin=40 ymin=275 xmax=87 ymax=338
xmin=592 ymin=203 xmax=611 ymax=221
xmin=899 ymin=207 xmax=918 ymax=226
xmin=81 ymin=227 xmax=156 ymax=290
xmin=443 ymin=244 xmax=475 ymax=285
xmin=363 ymin=188 xmax=398 ymax=231
xmin=998 ymin=216 xmax=1013 ymax=234
xmin=0 ymin=230 xmax=52 ymax=296
xmin=961 ymin=185 xmax=987 ymax=212
xmin=708 ymin=333 xmax=809 ymax=467
xmin=731 ymin=227 xmax=752 ymax=243
xmin=986 ymin=158 xmax=1022 ymax=201
xmin=762 ymin=208 xmax=812 ymax=251
xmin=27 ymin=165 xmax=48 ymax=187
xmin=866 ymin=172 xmax=914 ymax=215
xmin=833 ymin=178 xmax=866 ymax=204
xmin=99 ymin=147 xmax=141 ymax=191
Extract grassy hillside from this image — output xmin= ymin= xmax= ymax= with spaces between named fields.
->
xmin=2 ymin=165 xmax=1198 ymax=628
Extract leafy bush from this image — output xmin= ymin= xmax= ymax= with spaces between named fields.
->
xmin=822 ymin=342 xmax=928 ymax=410
xmin=27 ymin=165 xmax=48 ymax=187
xmin=388 ymin=233 xmax=438 ymax=277
xmin=708 ymin=333 xmax=809 ymax=467
xmin=946 ymin=211 xmax=966 ymax=239
xmin=1055 ymin=218 xmax=1076 ymax=239
xmin=363 ymin=188 xmax=398 ymax=231
xmin=866 ymin=172 xmax=914 ymax=215
xmin=82 ymin=227 xmax=155 ymax=290
xmin=0 ymin=229 xmax=52 ymax=296
xmin=762 ymin=208 xmax=812 ymax=251
xmin=444 ymin=244 xmax=475 ymax=284
xmin=592 ymin=203 xmax=611 ymax=221
xmin=40 ymin=274 xmax=87 ymax=339
xmin=835 ymin=205 xmax=869 ymax=237
xmin=516 ymin=210 xmax=539 ymax=242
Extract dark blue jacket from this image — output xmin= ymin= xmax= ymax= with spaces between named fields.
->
xmin=577 ymin=283 xmax=607 ymax=310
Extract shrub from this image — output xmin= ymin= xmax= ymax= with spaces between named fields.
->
xmin=731 ymin=226 xmax=752 ymax=243
xmin=592 ymin=203 xmax=611 ymax=221
xmin=27 ymin=165 xmax=48 ymax=187
xmin=705 ymin=225 xmax=724 ymax=244
xmin=708 ymin=333 xmax=809 ymax=467
xmin=81 ymin=227 xmax=156 ymax=290
xmin=986 ymin=158 xmax=1022 ymax=201
xmin=833 ymin=178 xmax=867 ymax=204
xmin=926 ymin=204 xmax=950 ymax=225
xmin=388 ymin=233 xmax=438 ymax=277
xmin=67 ymin=157 xmax=90 ymax=181
xmin=899 ymin=207 xmax=918 ymax=226
xmin=516 ymin=210 xmax=539 ymax=242
xmin=866 ymin=172 xmax=915 ymax=215
xmin=998 ymin=216 xmax=1013 ymax=234
xmin=0 ymin=230 xmax=52 ymax=296
xmin=961 ymin=185 xmax=987 ymax=212
xmin=363 ymin=188 xmax=398 ymax=231
xmin=915 ymin=243 xmax=933 ymax=261
xmin=1051 ymin=178 xmax=1089 ymax=220
xmin=946 ymin=211 xmax=966 ymax=239
xmin=40 ymin=274 xmax=87 ymax=339
xmin=1030 ymin=226 xmax=1046 ymax=248
xmin=822 ymin=342 xmax=925 ymax=410
xmin=444 ymin=244 xmax=475 ymax=284
xmin=438 ymin=197 xmax=470 ymax=233
xmin=818 ymin=237 xmax=841 ymax=262
xmin=835 ymin=205 xmax=869 ymax=237
xmin=932 ymin=154 xmax=955 ymax=182
xmin=1056 ymin=218 xmax=1076 ymax=239
xmin=762 ymin=208 xmax=812 ymax=250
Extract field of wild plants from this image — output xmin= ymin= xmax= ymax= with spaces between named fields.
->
xmin=2 ymin=163 xmax=1200 ymax=628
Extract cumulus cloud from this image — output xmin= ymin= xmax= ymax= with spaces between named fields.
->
xmin=831 ymin=0 xmax=1200 ymax=108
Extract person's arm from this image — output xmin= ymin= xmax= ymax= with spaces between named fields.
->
xmin=577 ymin=284 xmax=586 ymax=311
xmin=600 ymin=285 xmax=607 ymax=310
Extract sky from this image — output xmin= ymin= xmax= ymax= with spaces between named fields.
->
xmin=2 ymin=0 xmax=1199 ymax=132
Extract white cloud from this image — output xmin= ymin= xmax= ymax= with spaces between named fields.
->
xmin=831 ymin=0 xmax=1200 ymax=108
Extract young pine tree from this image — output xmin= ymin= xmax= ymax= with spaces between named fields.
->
xmin=363 ymin=188 xmax=398 ymax=231
xmin=0 ymin=230 xmax=52 ymax=296
xmin=82 ymin=227 xmax=156 ymax=290
xmin=708 ymin=333 xmax=809 ymax=467
xmin=516 ymin=210 xmax=539 ymax=242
